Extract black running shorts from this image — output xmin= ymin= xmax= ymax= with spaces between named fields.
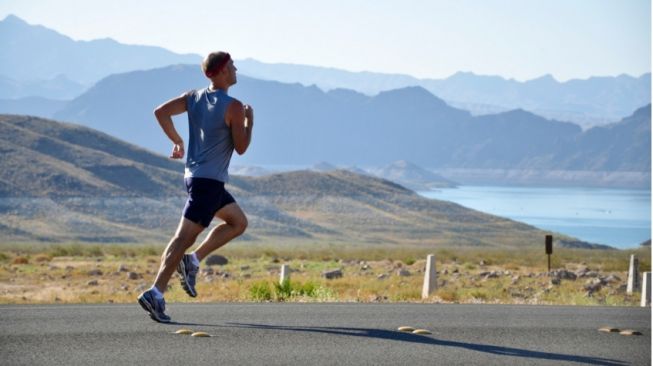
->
xmin=182 ymin=177 xmax=236 ymax=228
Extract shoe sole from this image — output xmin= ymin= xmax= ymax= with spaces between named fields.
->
xmin=177 ymin=260 xmax=197 ymax=298
xmin=138 ymin=296 xmax=171 ymax=323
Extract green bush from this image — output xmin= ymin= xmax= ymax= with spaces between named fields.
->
xmin=403 ymin=257 xmax=416 ymax=266
xmin=249 ymin=281 xmax=272 ymax=301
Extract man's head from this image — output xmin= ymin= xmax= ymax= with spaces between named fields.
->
xmin=202 ymin=51 xmax=237 ymax=85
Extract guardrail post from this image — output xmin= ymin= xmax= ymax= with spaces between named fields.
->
xmin=422 ymin=254 xmax=436 ymax=299
xmin=627 ymin=255 xmax=640 ymax=294
xmin=641 ymin=272 xmax=651 ymax=307
xmin=280 ymin=264 xmax=290 ymax=285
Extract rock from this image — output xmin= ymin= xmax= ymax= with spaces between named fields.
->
xmin=242 ymin=273 xmax=251 ymax=279
xmin=322 ymin=269 xmax=343 ymax=279
xmin=87 ymin=269 xmax=103 ymax=276
xmin=377 ymin=274 xmax=388 ymax=280
xmin=205 ymin=255 xmax=229 ymax=266
xmin=204 ymin=275 xmax=214 ymax=282
xmin=585 ymin=271 xmax=600 ymax=278
xmin=361 ymin=264 xmax=371 ymax=271
xmin=443 ymin=269 xmax=448 ymax=275
xmin=511 ymin=275 xmax=521 ymax=285
xmin=201 ymin=267 xmax=215 ymax=276
xmin=482 ymin=271 xmax=500 ymax=280
xmin=550 ymin=269 xmax=577 ymax=281
xmin=127 ymin=272 xmax=141 ymax=280
xmin=240 ymin=265 xmax=250 ymax=271
xmin=584 ymin=278 xmax=603 ymax=293
xmin=550 ymin=278 xmax=561 ymax=285
xmin=452 ymin=268 xmax=459 ymax=274
xmin=604 ymin=274 xmax=621 ymax=283
xmin=575 ymin=267 xmax=590 ymax=277
xmin=48 ymin=265 xmax=59 ymax=270
xmin=117 ymin=264 xmax=129 ymax=272
xmin=479 ymin=260 xmax=486 ymax=266
xmin=120 ymin=284 xmax=129 ymax=291
xmin=87 ymin=280 xmax=99 ymax=286
xmin=221 ymin=272 xmax=231 ymax=279
xmin=397 ymin=269 xmax=411 ymax=277
xmin=271 ymin=257 xmax=280 ymax=264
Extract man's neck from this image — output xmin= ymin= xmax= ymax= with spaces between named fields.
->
xmin=209 ymin=82 xmax=229 ymax=92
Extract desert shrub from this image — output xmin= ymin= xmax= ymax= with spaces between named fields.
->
xmin=33 ymin=254 xmax=52 ymax=262
xmin=403 ymin=257 xmax=416 ymax=266
xmin=12 ymin=256 xmax=29 ymax=264
xmin=249 ymin=281 xmax=272 ymax=301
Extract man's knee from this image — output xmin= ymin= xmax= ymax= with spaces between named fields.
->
xmin=231 ymin=215 xmax=248 ymax=236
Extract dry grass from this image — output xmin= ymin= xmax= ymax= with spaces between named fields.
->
xmin=0 ymin=243 xmax=649 ymax=306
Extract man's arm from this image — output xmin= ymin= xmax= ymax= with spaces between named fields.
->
xmin=154 ymin=93 xmax=187 ymax=159
xmin=227 ymin=100 xmax=254 ymax=155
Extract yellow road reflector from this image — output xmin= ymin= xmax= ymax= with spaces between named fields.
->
xmin=619 ymin=329 xmax=642 ymax=336
xmin=397 ymin=326 xmax=415 ymax=332
xmin=412 ymin=329 xmax=432 ymax=335
xmin=175 ymin=329 xmax=193 ymax=335
xmin=598 ymin=327 xmax=620 ymax=333
xmin=191 ymin=331 xmax=211 ymax=337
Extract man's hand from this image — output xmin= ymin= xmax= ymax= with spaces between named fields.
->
xmin=244 ymin=104 xmax=254 ymax=127
xmin=170 ymin=141 xmax=185 ymax=159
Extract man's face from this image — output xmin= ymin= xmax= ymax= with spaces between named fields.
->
xmin=226 ymin=60 xmax=237 ymax=85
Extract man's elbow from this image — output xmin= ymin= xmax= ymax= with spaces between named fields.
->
xmin=154 ymin=107 xmax=163 ymax=119
xmin=234 ymin=146 xmax=248 ymax=155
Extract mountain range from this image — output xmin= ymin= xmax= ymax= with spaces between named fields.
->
xmin=237 ymin=59 xmax=651 ymax=128
xmin=47 ymin=64 xmax=650 ymax=187
xmin=0 ymin=15 xmax=199 ymax=85
xmin=1 ymin=15 xmax=650 ymax=129
xmin=2 ymin=114 xmax=612 ymax=249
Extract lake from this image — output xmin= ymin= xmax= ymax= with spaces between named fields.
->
xmin=418 ymin=186 xmax=651 ymax=249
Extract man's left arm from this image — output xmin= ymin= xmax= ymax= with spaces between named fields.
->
xmin=228 ymin=101 xmax=254 ymax=155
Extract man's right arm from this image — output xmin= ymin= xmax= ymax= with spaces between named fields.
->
xmin=154 ymin=93 xmax=188 ymax=159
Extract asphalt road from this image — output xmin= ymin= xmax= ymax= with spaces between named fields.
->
xmin=0 ymin=303 xmax=650 ymax=365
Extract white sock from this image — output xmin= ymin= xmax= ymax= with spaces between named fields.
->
xmin=190 ymin=252 xmax=200 ymax=267
xmin=150 ymin=286 xmax=164 ymax=299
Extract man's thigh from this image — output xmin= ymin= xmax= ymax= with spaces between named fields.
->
xmin=215 ymin=202 xmax=246 ymax=225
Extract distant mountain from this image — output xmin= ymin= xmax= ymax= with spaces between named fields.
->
xmin=0 ymin=98 xmax=67 ymax=119
xmin=0 ymin=15 xmax=200 ymax=85
xmin=370 ymin=160 xmax=457 ymax=191
xmin=2 ymin=15 xmax=648 ymax=128
xmin=52 ymin=65 xmax=651 ymax=181
xmin=0 ymin=74 xmax=86 ymax=100
xmin=1 ymin=114 xmax=606 ymax=249
xmin=238 ymin=59 xmax=651 ymax=128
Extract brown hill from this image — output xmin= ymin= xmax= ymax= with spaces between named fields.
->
xmin=0 ymin=114 xmax=609 ymax=249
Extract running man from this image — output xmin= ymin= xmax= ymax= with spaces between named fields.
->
xmin=138 ymin=51 xmax=253 ymax=323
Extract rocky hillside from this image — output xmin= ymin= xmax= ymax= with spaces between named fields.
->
xmin=0 ymin=114 xmax=609 ymax=249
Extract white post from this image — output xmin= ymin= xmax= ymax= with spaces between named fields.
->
xmin=641 ymin=272 xmax=651 ymax=307
xmin=422 ymin=254 xmax=437 ymax=299
xmin=627 ymin=255 xmax=640 ymax=294
xmin=280 ymin=264 xmax=290 ymax=285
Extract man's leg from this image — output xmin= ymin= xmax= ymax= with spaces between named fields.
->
xmin=153 ymin=217 xmax=204 ymax=292
xmin=192 ymin=203 xmax=248 ymax=262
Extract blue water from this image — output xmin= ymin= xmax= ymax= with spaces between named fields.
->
xmin=418 ymin=186 xmax=651 ymax=249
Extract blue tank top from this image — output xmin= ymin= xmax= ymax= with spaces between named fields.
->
xmin=184 ymin=88 xmax=235 ymax=182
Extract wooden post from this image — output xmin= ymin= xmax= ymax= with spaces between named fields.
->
xmin=545 ymin=235 xmax=553 ymax=272
xmin=422 ymin=254 xmax=436 ymax=299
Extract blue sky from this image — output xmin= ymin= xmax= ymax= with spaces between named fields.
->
xmin=1 ymin=0 xmax=650 ymax=81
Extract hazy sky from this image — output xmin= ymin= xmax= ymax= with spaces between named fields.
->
xmin=1 ymin=0 xmax=650 ymax=81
